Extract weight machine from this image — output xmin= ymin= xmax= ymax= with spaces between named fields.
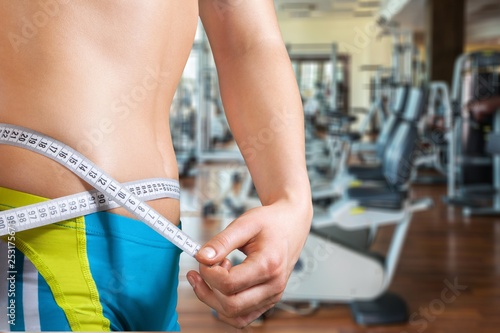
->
xmin=443 ymin=51 xmax=500 ymax=215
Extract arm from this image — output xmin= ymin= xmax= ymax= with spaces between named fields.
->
xmin=187 ymin=0 xmax=313 ymax=328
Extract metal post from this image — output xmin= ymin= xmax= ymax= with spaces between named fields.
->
xmin=403 ymin=31 xmax=413 ymax=84
xmin=196 ymin=30 xmax=209 ymax=162
xmin=446 ymin=54 xmax=468 ymax=198
xmin=391 ymin=33 xmax=400 ymax=85
xmin=330 ymin=43 xmax=338 ymax=111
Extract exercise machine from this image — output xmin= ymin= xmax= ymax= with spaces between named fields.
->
xmin=196 ymin=29 xmax=243 ymax=163
xmin=225 ymin=88 xmax=432 ymax=326
xmin=282 ymin=88 xmax=432 ymax=325
xmin=311 ymin=85 xmax=414 ymax=202
xmin=170 ymin=80 xmax=198 ymax=177
xmin=443 ymin=51 xmax=500 ymax=213
xmin=411 ymin=82 xmax=450 ymax=184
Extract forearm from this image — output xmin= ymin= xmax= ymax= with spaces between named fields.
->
xmin=217 ymin=41 xmax=311 ymax=207
xmin=193 ymin=3 xmax=312 ymax=327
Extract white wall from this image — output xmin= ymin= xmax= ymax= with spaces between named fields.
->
xmin=277 ymin=16 xmax=393 ymax=109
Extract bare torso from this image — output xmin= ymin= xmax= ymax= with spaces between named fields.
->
xmin=0 ymin=0 xmax=199 ymax=224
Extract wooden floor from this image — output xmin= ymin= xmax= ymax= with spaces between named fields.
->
xmin=175 ymin=171 xmax=500 ymax=333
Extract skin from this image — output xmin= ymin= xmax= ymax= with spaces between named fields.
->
xmin=0 ymin=0 xmax=312 ymax=329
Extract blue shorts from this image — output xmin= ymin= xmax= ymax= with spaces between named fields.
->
xmin=0 ymin=186 xmax=182 ymax=331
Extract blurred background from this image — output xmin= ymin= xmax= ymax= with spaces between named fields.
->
xmin=173 ymin=1 xmax=500 ymax=332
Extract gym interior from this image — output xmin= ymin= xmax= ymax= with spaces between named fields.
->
xmin=169 ymin=0 xmax=499 ymax=332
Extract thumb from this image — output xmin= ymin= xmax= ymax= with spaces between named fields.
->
xmin=195 ymin=216 xmax=259 ymax=266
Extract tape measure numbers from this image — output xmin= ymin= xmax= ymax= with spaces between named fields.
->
xmin=0 ymin=178 xmax=179 ymax=234
xmin=0 ymin=124 xmax=201 ymax=257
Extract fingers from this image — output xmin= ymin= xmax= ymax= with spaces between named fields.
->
xmin=187 ymin=257 xmax=285 ymax=317
xmin=195 ymin=214 xmax=261 ymax=266
xmin=187 ymin=205 xmax=305 ymax=329
xmin=187 ymin=239 xmax=287 ymax=328
xmin=215 ymin=303 xmax=276 ymax=329
xmin=186 ymin=270 xmax=280 ymax=328
xmin=199 ymin=251 xmax=286 ymax=295
xmin=220 ymin=257 xmax=233 ymax=271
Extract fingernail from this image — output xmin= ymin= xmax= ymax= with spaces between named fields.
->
xmin=187 ymin=275 xmax=195 ymax=288
xmin=199 ymin=246 xmax=216 ymax=259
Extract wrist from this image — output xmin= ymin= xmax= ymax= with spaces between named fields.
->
xmin=265 ymin=180 xmax=313 ymax=221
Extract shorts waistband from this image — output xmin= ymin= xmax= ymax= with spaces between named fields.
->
xmin=0 ymin=186 xmax=181 ymax=249
xmin=0 ymin=186 xmax=48 ymax=211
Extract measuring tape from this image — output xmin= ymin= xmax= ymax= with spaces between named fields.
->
xmin=0 ymin=124 xmax=201 ymax=256
xmin=0 ymin=178 xmax=179 ymax=233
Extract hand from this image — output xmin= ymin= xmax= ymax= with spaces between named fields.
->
xmin=186 ymin=200 xmax=312 ymax=328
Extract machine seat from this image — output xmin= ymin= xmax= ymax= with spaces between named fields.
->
xmin=341 ymin=131 xmax=362 ymax=141
xmin=328 ymin=129 xmax=361 ymax=140
xmin=347 ymin=186 xmax=408 ymax=210
xmin=325 ymin=111 xmax=357 ymax=123
xmin=348 ymin=165 xmax=385 ymax=181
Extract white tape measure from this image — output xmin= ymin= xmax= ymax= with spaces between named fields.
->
xmin=0 ymin=178 xmax=179 ymax=233
xmin=0 ymin=124 xmax=201 ymax=256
